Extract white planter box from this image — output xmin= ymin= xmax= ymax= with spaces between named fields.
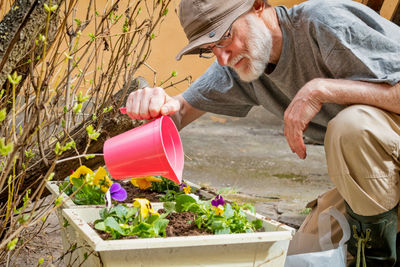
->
xmin=62 ymin=204 xmax=295 ymax=267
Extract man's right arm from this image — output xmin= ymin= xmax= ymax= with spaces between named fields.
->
xmin=125 ymin=87 xmax=205 ymax=130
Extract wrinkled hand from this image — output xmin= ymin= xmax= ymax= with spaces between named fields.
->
xmin=126 ymin=87 xmax=180 ymax=120
xmin=284 ymin=80 xmax=323 ymax=159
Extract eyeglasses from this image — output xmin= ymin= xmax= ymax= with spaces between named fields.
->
xmin=199 ymin=25 xmax=233 ymax=59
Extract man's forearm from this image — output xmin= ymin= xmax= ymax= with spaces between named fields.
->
xmin=170 ymin=94 xmax=205 ymax=130
xmin=314 ymin=78 xmax=400 ymax=114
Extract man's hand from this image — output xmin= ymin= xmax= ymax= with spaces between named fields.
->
xmin=126 ymin=87 xmax=180 ymax=120
xmin=284 ymin=79 xmax=323 ymax=159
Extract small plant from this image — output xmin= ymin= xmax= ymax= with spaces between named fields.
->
xmin=174 ymin=194 xmax=263 ymax=235
xmin=94 ymin=199 xmax=168 ymax=239
xmin=59 ymin=166 xmax=126 ymax=205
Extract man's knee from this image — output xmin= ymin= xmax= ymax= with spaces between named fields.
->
xmin=325 ymin=105 xmax=379 ymax=149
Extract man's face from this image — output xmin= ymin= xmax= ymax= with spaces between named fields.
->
xmin=205 ymin=13 xmax=273 ymax=82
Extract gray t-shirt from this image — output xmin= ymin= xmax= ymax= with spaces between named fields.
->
xmin=182 ymin=0 xmax=400 ymax=143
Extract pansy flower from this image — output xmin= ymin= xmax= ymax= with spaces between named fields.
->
xmin=211 ymin=194 xmax=225 ymax=207
xmin=131 ymin=176 xmax=162 ymax=190
xmin=211 ymin=195 xmax=225 ymax=215
xmin=69 ymin=165 xmax=93 ymax=185
xmin=109 ymin=183 xmax=127 ymax=201
xmin=132 ymin=198 xmax=159 ymax=218
xmin=212 ymin=205 xmax=225 ymax=215
xmin=179 ymin=183 xmax=191 ymax=194
xmin=93 ymin=167 xmax=113 ymax=192
xmin=105 ymin=183 xmax=127 ymax=209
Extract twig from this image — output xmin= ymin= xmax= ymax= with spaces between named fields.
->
xmin=55 ymin=153 xmax=104 ymax=164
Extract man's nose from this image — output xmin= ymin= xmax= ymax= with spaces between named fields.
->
xmin=213 ymin=47 xmax=230 ymax=66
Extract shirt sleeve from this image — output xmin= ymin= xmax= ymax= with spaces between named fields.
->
xmin=317 ymin=3 xmax=400 ymax=85
xmin=182 ymin=61 xmax=259 ymax=117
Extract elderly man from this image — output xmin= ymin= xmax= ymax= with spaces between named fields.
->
xmin=126 ymin=0 xmax=400 ymax=265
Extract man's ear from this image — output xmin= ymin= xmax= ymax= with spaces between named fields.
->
xmin=252 ymin=0 xmax=265 ymax=16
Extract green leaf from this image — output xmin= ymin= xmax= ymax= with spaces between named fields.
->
xmin=55 ymin=196 xmax=63 ymax=206
xmin=175 ymin=194 xmax=196 ymax=212
xmin=54 ymin=142 xmax=61 ymax=155
xmin=171 ymin=70 xmax=177 ymax=77
xmin=88 ymin=33 xmax=95 ymax=42
xmin=104 ymin=217 xmax=124 ymax=235
xmin=300 ymin=207 xmax=312 ymax=215
xmin=43 ymin=3 xmax=50 ymax=12
xmin=102 ymin=106 xmax=113 ymax=113
xmin=63 ymin=218 xmax=70 ymax=227
xmin=95 ymin=221 xmax=106 ymax=231
xmin=215 ymin=228 xmax=231 ymax=235
xmin=84 ymin=154 xmax=95 ymax=160
xmin=50 ymin=4 xmax=58 ymax=12
xmin=48 ymin=172 xmax=55 ymax=181
xmin=86 ymin=125 xmax=101 ymax=141
xmin=152 ymin=217 xmax=169 ymax=236
xmin=162 ymin=202 xmax=175 ymax=213
xmin=38 ymin=258 xmax=44 ymax=265
xmin=162 ymin=8 xmax=168 ymax=16
xmin=0 ymin=108 xmax=6 ymax=122
xmin=73 ymin=103 xmax=82 ymax=114
xmin=211 ymin=219 xmax=226 ymax=231
xmin=24 ymin=149 xmax=35 ymax=159
xmin=77 ymin=91 xmax=89 ymax=103
xmin=74 ymin=18 xmax=82 ymax=27
xmin=17 ymin=214 xmax=30 ymax=224
xmin=0 ymin=138 xmax=13 ymax=156
xmin=224 ymin=204 xmax=234 ymax=219
xmin=7 ymin=238 xmax=18 ymax=251
xmin=72 ymin=177 xmax=83 ymax=187
xmin=114 ymin=205 xmax=127 ymax=219
xmin=251 ymin=219 xmax=263 ymax=230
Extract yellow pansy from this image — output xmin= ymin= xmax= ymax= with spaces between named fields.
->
xmin=133 ymin=198 xmax=159 ymax=218
xmin=130 ymin=176 xmax=162 ymax=190
xmin=69 ymin=165 xmax=93 ymax=185
xmin=212 ymin=205 xmax=225 ymax=216
xmin=183 ymin=184 xmax=191 ymax=194
xmin=93 ymin=167 xmax=113 ymax=193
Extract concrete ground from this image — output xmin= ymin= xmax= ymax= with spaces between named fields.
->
xmin=180 ymin=106 xmax=334 ymax=228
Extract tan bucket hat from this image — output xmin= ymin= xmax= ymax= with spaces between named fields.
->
xmin=176 ymin=0 xmax=255 ymax=60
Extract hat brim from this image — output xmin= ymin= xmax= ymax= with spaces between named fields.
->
xmin=175 ymin=0 xmax=255 ymax=61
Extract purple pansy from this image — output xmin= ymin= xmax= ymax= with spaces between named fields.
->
xmin=211 ymin=194 xmax=225 ymax=207
xmin=109 ymin=183 xmax=127 ymax=201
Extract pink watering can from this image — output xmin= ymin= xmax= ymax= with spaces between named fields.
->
xmin=103 ymin=108 xmax=184 ymax=184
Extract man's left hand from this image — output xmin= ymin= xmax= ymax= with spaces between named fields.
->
xmin=284 ymin=79 xmax=324 ymax=159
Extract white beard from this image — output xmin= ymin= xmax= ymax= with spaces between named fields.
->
xmin=228 ymin=14 xmax=273 ymax=82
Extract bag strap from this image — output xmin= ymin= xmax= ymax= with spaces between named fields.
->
xmin=318 ymin=206 xmax=351 ymax=250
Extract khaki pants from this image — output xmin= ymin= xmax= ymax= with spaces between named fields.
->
xmin=325 ymin=105 xmax=400 ymax=216
xmin=297 ymin=105 xmax=400 ymax=248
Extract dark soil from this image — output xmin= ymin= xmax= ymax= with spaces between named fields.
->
xmin=93 ymin=210 xmax=210 ymax=240
xmin=165 ymin=211 xmax=210 ymax=237
xmin=124 ymin=186 xmax=162 ymax=202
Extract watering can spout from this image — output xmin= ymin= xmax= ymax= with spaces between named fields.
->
xmin=103 ymin=115 xmax=184 ymax=184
